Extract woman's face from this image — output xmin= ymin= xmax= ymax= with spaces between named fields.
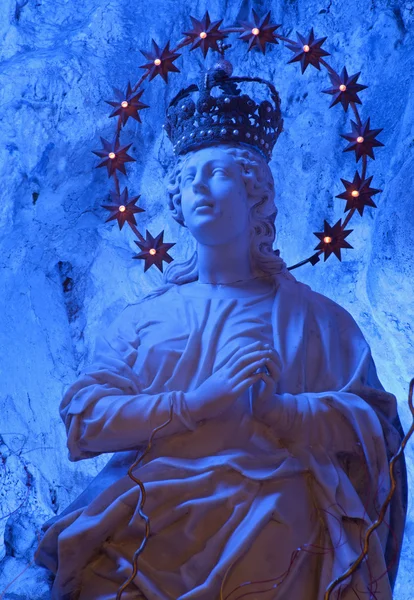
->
xmin=179 ymin=146 xmax=250 ymax=246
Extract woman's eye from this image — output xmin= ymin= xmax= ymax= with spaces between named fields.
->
xmin=182 ymin=169 xmax=226 ymax=183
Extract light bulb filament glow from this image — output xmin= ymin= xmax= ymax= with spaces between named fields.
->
xmin=323 ymin=236 xmax=332 ymax=244
xmin=149 ymin=248 xmax=157 ymax=255
xmin=252 ymin=28 xmax=260 ymax=36
xmin=154 ymin=58 xmax=161 ymax=66
xmin=357 ymin=136 xmax=364 ymax=143
xmin=108 ymin=152 xmax=116 ymax=159
xmin=200 ymin=31 xmax=207 ymax=39
xmin=303 ymin=44 xmax=310 ymax=52
xmin=339 ymin=84 xmax=347 ymax=92
xmin=119 ymin=205 xmax=126 ymax=212
xmin=351 ymin=190 xmax=360 ymax=198
xmin=121 ymin=101 xmax=129 ymax=108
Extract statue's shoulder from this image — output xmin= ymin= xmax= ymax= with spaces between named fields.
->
xmin=105 ymin=289 xmax=174 ymax=340
xmin=126 ymin=288 xmax=174 ymax=319
xmin=278 ymin=276 xmax=361 ymax=334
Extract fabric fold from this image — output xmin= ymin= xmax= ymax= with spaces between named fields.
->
xmin=34 ymin=276 xmax=406 ymax=599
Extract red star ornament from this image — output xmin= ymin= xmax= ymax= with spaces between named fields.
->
xmin=286 ymin=28 xmax=330 ymax=73
xmin=105 ymin=81 xmax=150 ymax=126
xmin=92 ymin=137 xmax=136 ymax=177
xmin=314 ymin=219 xmax=353 ymax=261
xmin=322 ymin=67 xmax=368 ymax=112
xmin=139 ymin=40 xmax=181 ymax=83
xmin=101 ymin=187 xmax=145 ymax=231
xmin=336 ymin=172 xmax=381 ymax=216
xmin=238 ymin=9 xmax=281 ymax=54
xmin=341 ymin=117 xmax=384 ymax=162
xmin=182 ymin=11 xmax=227 ymax=57
xmin=133 ymin=230 xmax=175 ymax=273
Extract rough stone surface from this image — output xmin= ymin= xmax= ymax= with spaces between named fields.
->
xmin=0 ymin=0 xmax=412 ymax=597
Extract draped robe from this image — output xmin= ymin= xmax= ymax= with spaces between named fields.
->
xmin=34 ymin=274 xmax=407 ymax=600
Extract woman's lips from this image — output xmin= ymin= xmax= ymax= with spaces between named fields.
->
xmin=194 ymin=198 xmax=214 ymax=210
xmin=195 ymin=205 xmax=214 ymax=212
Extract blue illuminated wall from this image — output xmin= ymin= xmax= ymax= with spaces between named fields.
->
xmin=0 ymin=0 xmax=412 ymax=597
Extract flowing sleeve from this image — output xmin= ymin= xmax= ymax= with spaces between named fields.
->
xmin=59 ymin=303 xmax=197 ymax=462
xmin=258 ymin=336 xmax=392 ymax=483
xmin=255 ymin=284 xmax=406 ymax=557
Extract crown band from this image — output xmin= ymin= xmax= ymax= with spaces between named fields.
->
xmin=164 ymin=62 xmax=284 ymax=162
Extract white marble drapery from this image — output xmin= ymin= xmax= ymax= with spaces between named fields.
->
xmin=34 ymin=274 xmax=405 ymax=599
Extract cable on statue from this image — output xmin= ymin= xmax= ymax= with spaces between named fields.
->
xmin=114 ymin=379 xmax=414 ymax=600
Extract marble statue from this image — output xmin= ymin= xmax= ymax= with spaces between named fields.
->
xmin=34 ymin=142 xmax=407 ymax=600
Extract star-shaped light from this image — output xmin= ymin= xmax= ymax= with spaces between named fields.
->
xmin=139 ymin=40 xmax=181 ymax=83
xmin=101 ymin=187 xmax=145 ymax=231
xmin=238 ymin=9 xmax=281 ymax=54
xmin=336 ymin=172 xmax=381 ymax=216
xmin=182 ymin=11 xmax=227 ymax=57
xmin=322 ymin=67 xmax=368 ymax=112
xmin=92 ymin=137 xmax=136 ymax=177
xmin=340 ymin=117 xmax=384 ymax=162
xmin=105 ymin=81 xmax=150 ymax=126
xmin=314 ymin=219 xmax=353 ymax=261
xmin=133 ymin=230 xmax=175 ymax=272
xmin=286 ymin=28 xmax=330 ymax=73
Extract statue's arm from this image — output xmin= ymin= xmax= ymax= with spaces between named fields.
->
xmin=59 ymin=306 xmax=197 ymax=462
xmin=253 ymin=284 xmax=405 ymax=586
xmin=255 ymin=368 xmax=386 ymax=455
xmin=254 ymin=299 xmax=398 ymax=470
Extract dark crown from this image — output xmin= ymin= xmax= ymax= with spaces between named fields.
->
xmin=164 ymin=59 xmax=284 ymax=162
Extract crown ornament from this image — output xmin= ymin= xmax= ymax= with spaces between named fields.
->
xmin=164 ymin=57 xmax=283 ymax=162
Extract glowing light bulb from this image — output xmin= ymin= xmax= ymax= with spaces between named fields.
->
xmin=339 ymin=84 xmax=347 ymax=92
xmin=303 ymin=44 xmax=310 ymax=52
xmin=149 ymin=248 xmax=157 ymax=255
xmin=119 ymin=205 xmax=126 ymax=212
xmin=121 ymin=101 xmax=129 ymax=108
xmin=351 ymin=190 xmax=360 ymax=197
xmin=357 ymin=136 xmax=364 ymax=143
xmin=323 ymin=236 xmax=332 ymax=244
xmin=108 ymin=152 xmax=116 ymax=159
xmin=154 ymin=58 xmax=161 ymax=66
xmin=199 ymin=31 xmax=207 ymax=39
xmin=252 ymin=28 xmax=260 ymax=36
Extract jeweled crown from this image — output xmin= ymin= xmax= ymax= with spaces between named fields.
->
xmin=164 ymin=58 xmax=284 ymax=162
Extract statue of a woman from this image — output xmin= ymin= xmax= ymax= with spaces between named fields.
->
xmin=34 ymin=139 xmax=407 ymax=599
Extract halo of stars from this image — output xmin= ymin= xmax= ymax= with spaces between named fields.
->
xmin=133 ymin=230 xmax=176 ymax=272
xmin=286 ymin=28 xmax=330 ymax=73
xmin=238 ymin=9 xmax=281 ymax=54
xmin=105 ymin=82 xmax=150 ymax=126
xmin=336 ymin=172 xmax=381 ymax=216
xmin=139 ymin=39 xmax=181 ymax=83
xmin=101 ymin=188 xmax=145 ymax=230
xmin=92 ymin=137 xmax=135 ymax=177
xmin=341 ymin=117 xmax=384 ymax=162
xmin=322 ymin=67 xmax=368 ymax=112
xmin=314 ymin=220 xmax=353 ymax=261
xmin=182 ymin=11 xmax=227 ymax=57
xmin=92 ymin=10 xmax=384 ymax=273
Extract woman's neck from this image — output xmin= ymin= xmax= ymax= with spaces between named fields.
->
xmin=196 ymin=235 xmax=253 ymax=284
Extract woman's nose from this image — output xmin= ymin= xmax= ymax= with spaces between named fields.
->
xmin=192 ymin=173 xmax=208 ymax=192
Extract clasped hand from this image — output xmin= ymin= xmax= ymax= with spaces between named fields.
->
xmin=185 ymin=341 xmax=282 ymax=422
xmin=249 ymin=344 xmax=283 ymax=419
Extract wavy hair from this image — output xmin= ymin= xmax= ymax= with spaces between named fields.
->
xmin=140 ymin=143 xmax=292 ymax=303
